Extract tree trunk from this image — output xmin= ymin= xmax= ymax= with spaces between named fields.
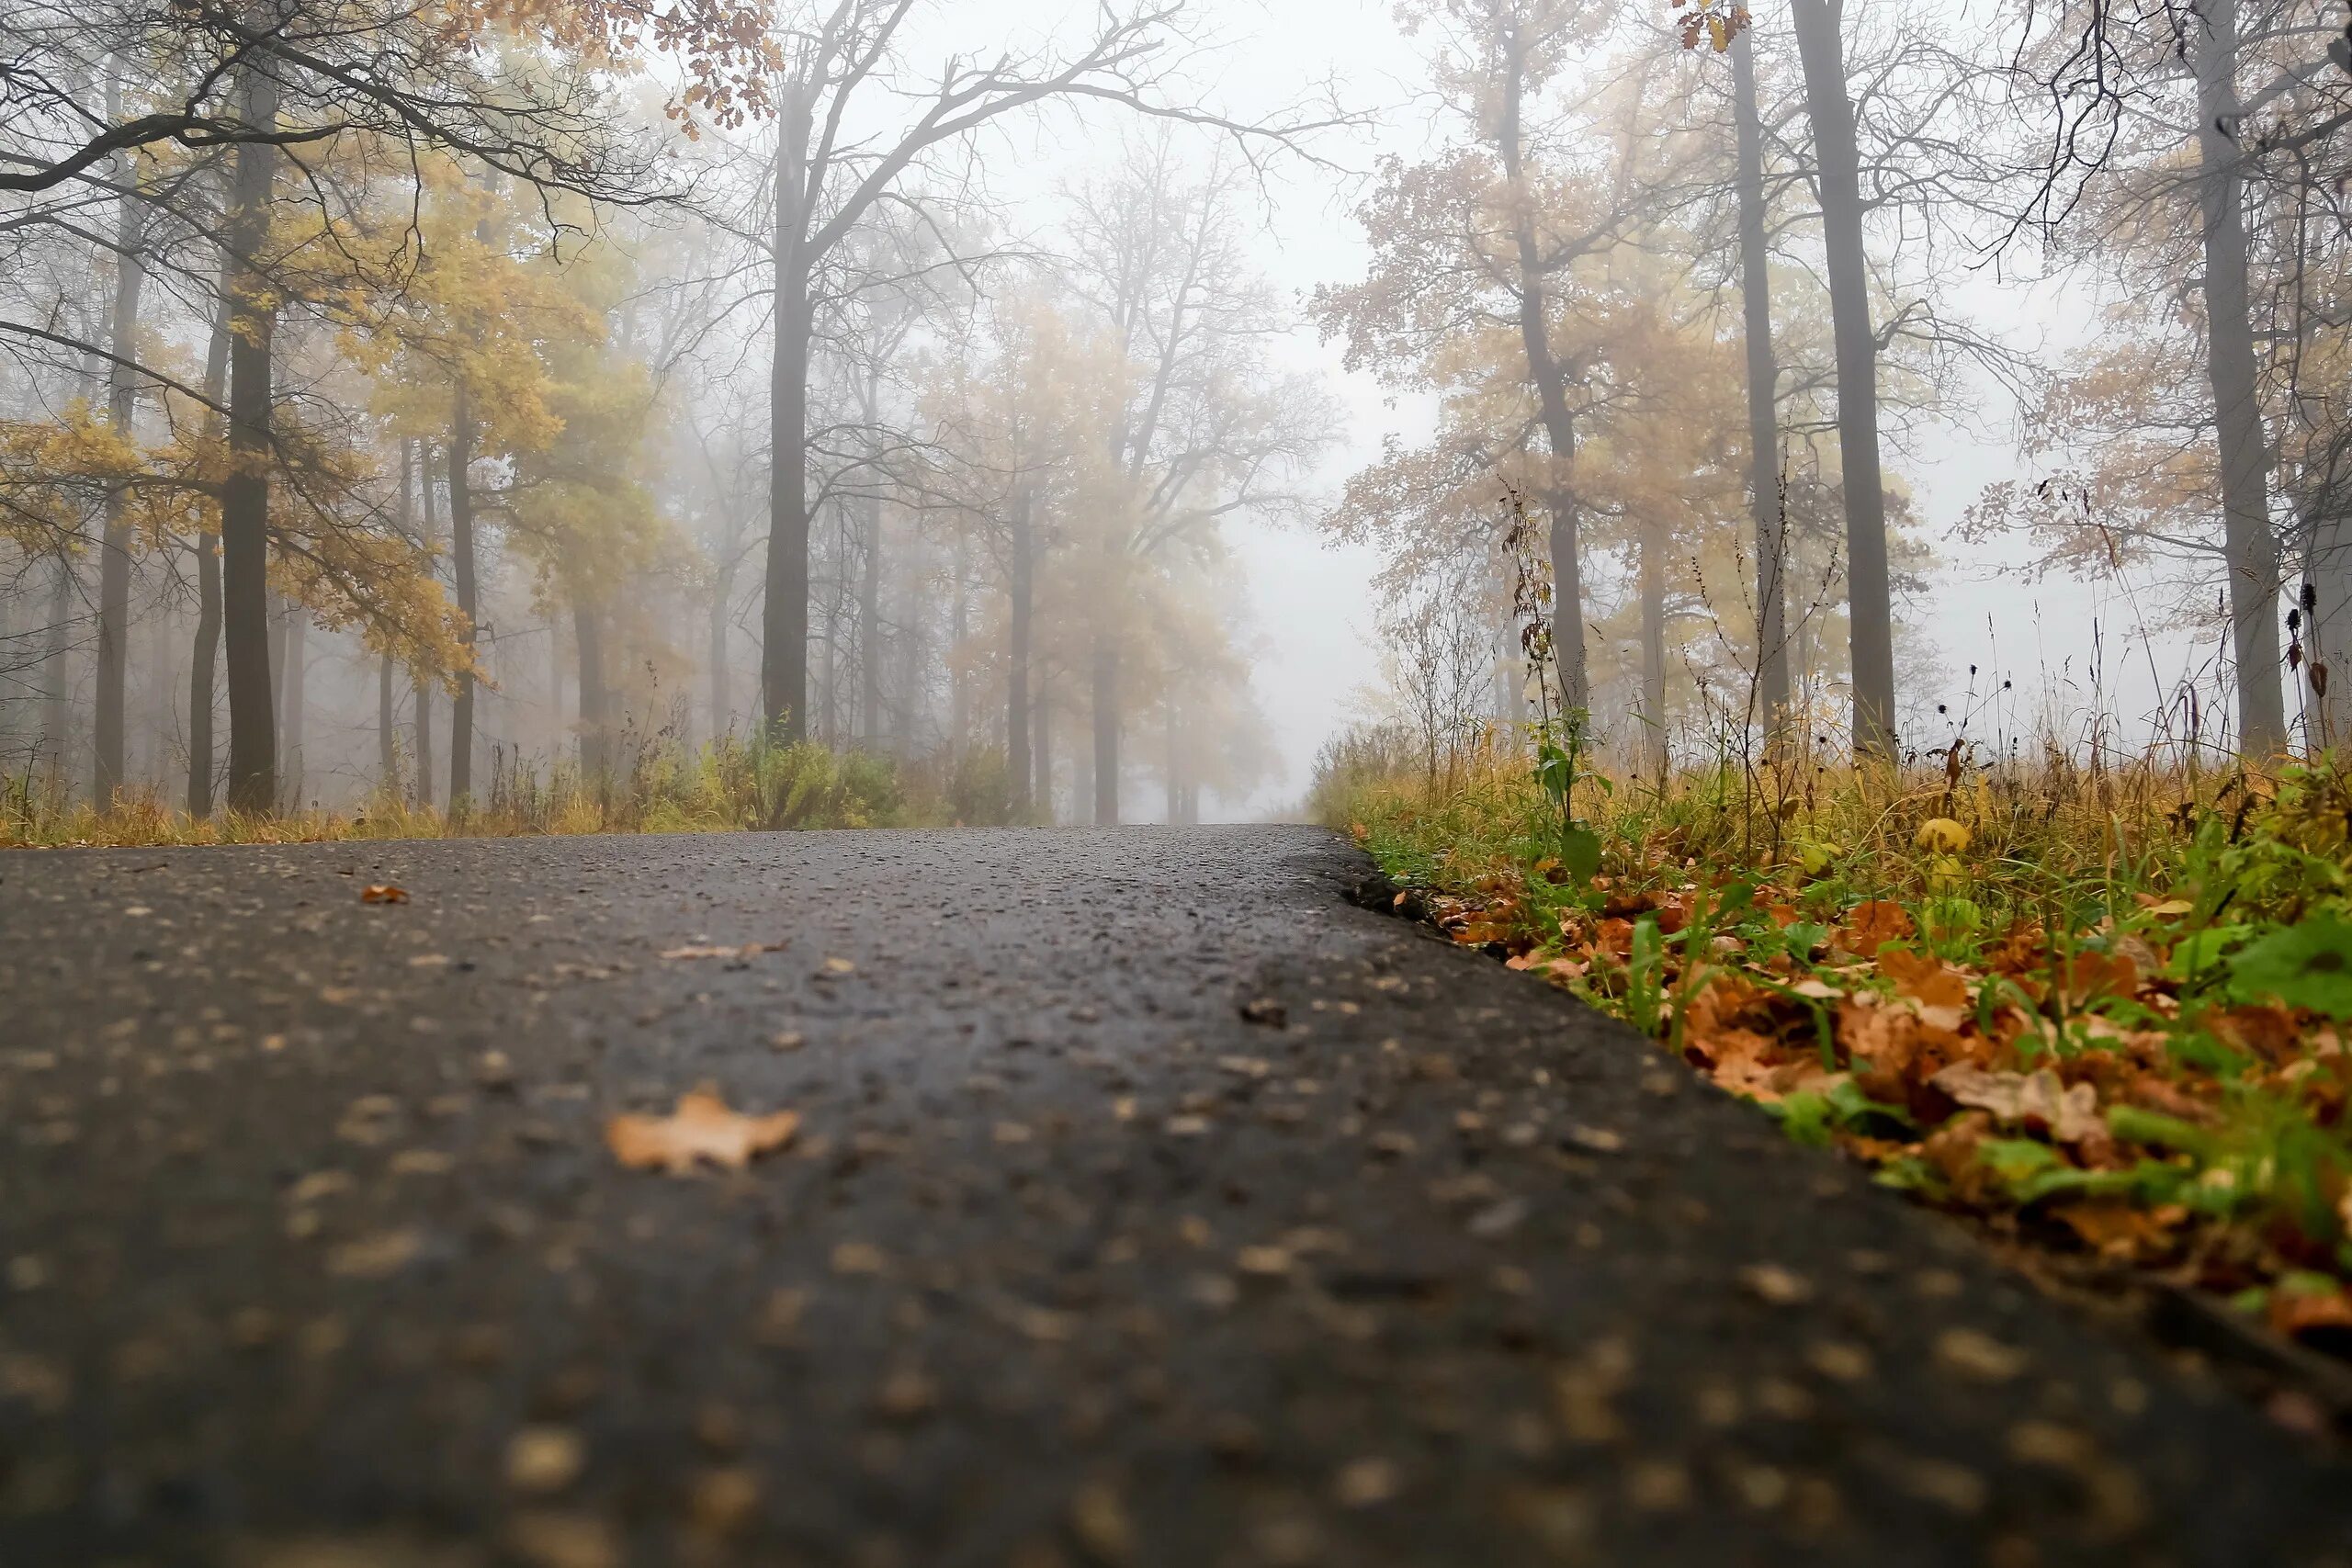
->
xmin=859 ymin=490 xmax=883 ymax=745
xmin=40 ymin=555 xmax=74 ymax=791
xmin=1639 ymin=528 xmax=1668 ymax=784
xmin=710 ymin=527 xmax=736 ymax=742
xmin=1091 ymin=637 xmax=1119 ymax=826
xmin=414 ymin=680 xmax=435 ymax=809
xmin=94 ymin=141 xmax=144 ymax=807
xmin=379 ymin=438 xmax=411 ymax=793
xmin=1790 ymin=0 xmax=1898 ymax=758
xmin=824 ymin=542 xmax=845 ymax=745
xmin=280 ymin=607 xmax=305 ymax=808
xmin=1035 ymin=670 xmax=1055 ymax=823
xmin=267 ymin=593 xmax=287 ymax=737
xmin=1164 ymin=697 xmax=1181 ymax=826
xmin=189 ymin=535 xmax=221 ymax=815
xmin=1732 ymin=24 xmax=1792 ymax=741
xmin=2194 ymin=0 xmax=2288 ymax=756
xmin=762 ymin=96 xmax=815 ymax=739
xmin=447 ymin=384 xmax=478 ymax=807
xmin=1007 ymin=492 xmax=1034 ymax=817
xmin=2309 ymin=506 xmax=2350 ymax=746
xmin=950 ymin=527 xmax=969 ymax=754
xmin=379 ymin=653 xmax=396 ymax=789
xmin=187 ymin=284 xmax=232 ymax=818
xmin=576 ymin=601 xmax=608 ymax=776
xmin=415 ymin=437 xmax=438 ymax=811
xmin=1498 ymin=39 xmax=1589 ymax=715
xmin=220 ymin=63 xmax=280 ymax=815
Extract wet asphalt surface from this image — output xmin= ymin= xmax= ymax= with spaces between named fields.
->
xmin=0 ymin=825 xmax=2346 ymax=1568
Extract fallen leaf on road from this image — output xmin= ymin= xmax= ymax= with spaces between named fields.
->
xmin=660 ymin=941 xmax=786 ymax=961
xmin=605 ymin=1088 xmax=799 ymax=1175
xmin=359 ymin=884 xmax=408 ymax=905
xmin=325 ymin=1228 xmax=422 ymax=1279
xmin=505 ymin=1426 xmax=584 ymax=1493
xmin=1737 ymin=1262 xmax=1813 ymax=1305
xmin=1934 ymin=1326 xmax=2028 ymax=1382
xmin=1334 ymin=1455 xmax=1402 ymax=1507
xmin=1238 ymin=997 xmax=1287 ymax=1027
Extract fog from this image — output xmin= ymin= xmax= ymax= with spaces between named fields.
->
xmin=4 ymin=0 xmax=2343 ymax=829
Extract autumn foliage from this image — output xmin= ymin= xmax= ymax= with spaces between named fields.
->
xmin=1328 ymin=732 xmax=2352 ymax=1348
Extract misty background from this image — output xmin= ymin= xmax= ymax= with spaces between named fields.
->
xmin=1 ymin=0 xmax=2332 ymax=829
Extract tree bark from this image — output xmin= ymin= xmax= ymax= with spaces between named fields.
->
xmin=187 ymin=278 xmax=232 ymax=817
xmin=267 ymin=594 xmax=286 ymax=746
xmin=2309 ymin=506 xmax=2350 ymax=746
xmin=576 ymin=601 xmax=607 ymax=776
xmin=220 ymin=63 xmax=280 ymax=816
xmin=189 ymin=534 xmax=221 ymax=815
xmin=1033 ymin=669 xmax=1053 ymax=825
xmin=40 ymin=555 xmax=74 ymax=791
xmin=1497 ymin=33 xmax=1589 ymax=716
xmin=1639 ymin=528 xmax=1668 ymax=784
xmin=1007 ymin=491 xmax=1034 ymax=817
xmin=710 ymin=515 xmax=737 ymax=742
xmin=2193 ymin=0 xmax=2288 ymax=756
xmin=762 ymin=93 xmax=815 ymax=740
xmin=94 ymin=132 xmax=144 ymax=807
xmin=1789 ymin=0 xmax=1898 ymax=758
xmin=447 ymin=384 xmax=478 ymax=807
xmin=1732 ymin=24 xmax=1792 ymax=741
xmin=415 ymin=438 xmax=438 ymax=810
xmin=1091 ymin=638 xmax=1119 ymax=826
xmin=279 ymin=607 xmax=304 ymax=807
xmin=859 ymin=489 xmax=883 ymax=745
xmin=379 ymin=438 xmax=411 ymax=792
xmin=378 ymin=653 xmax=396 ymax=788
xmin=1164 ymin=696 xmax=1181 ymax=826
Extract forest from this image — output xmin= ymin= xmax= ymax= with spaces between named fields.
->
xmin=3 ymin=0 xmax=2346 ymax=836
xmin=0 ymin=1 xmax=1344 ymax=836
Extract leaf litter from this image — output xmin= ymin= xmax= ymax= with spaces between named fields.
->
xmin=1341 ymin=749 xmax=2352 ymax=1366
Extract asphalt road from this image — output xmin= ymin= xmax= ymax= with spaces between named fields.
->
xmin=0 ymin=825 xmax=2346 ymax=1568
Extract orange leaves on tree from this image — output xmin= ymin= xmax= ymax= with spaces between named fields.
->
xmin=605 ymin=1087 xmax=799 ymax=1176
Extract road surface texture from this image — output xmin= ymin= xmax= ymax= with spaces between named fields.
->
xmin=1 ymin=826 xmax=2346 ymax=1568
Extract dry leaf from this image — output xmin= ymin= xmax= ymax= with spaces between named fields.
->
xmin=1878 ymin=946 xmax=1970 ymax=1010
xmin=1931 ymin=1065 xmax=2104 ymax=1145
xmin=1838 ymin=899 xmax=1914 ymax=959
xmin=605 ymin=1088 xmax=799 ymax=1175
xmin=660 ymin=941 xmax=786 ymax=962
xmin=359 ymin=884 xmax=408 ymax=905
xmin=2271 ymin=1284 xmax=2352 ymax=1339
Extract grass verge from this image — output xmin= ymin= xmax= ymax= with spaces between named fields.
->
xmin=1317 ymin=723 xmax=2352 ymax=1362
xmin=2 ymin=737 xmax=1027 ymax=847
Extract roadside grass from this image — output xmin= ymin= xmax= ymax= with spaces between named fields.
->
xmin=2 ymin=737 xmax=1027 ymax=847
xmin=1317 ymin=724 xmax=2352 ymax=1353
